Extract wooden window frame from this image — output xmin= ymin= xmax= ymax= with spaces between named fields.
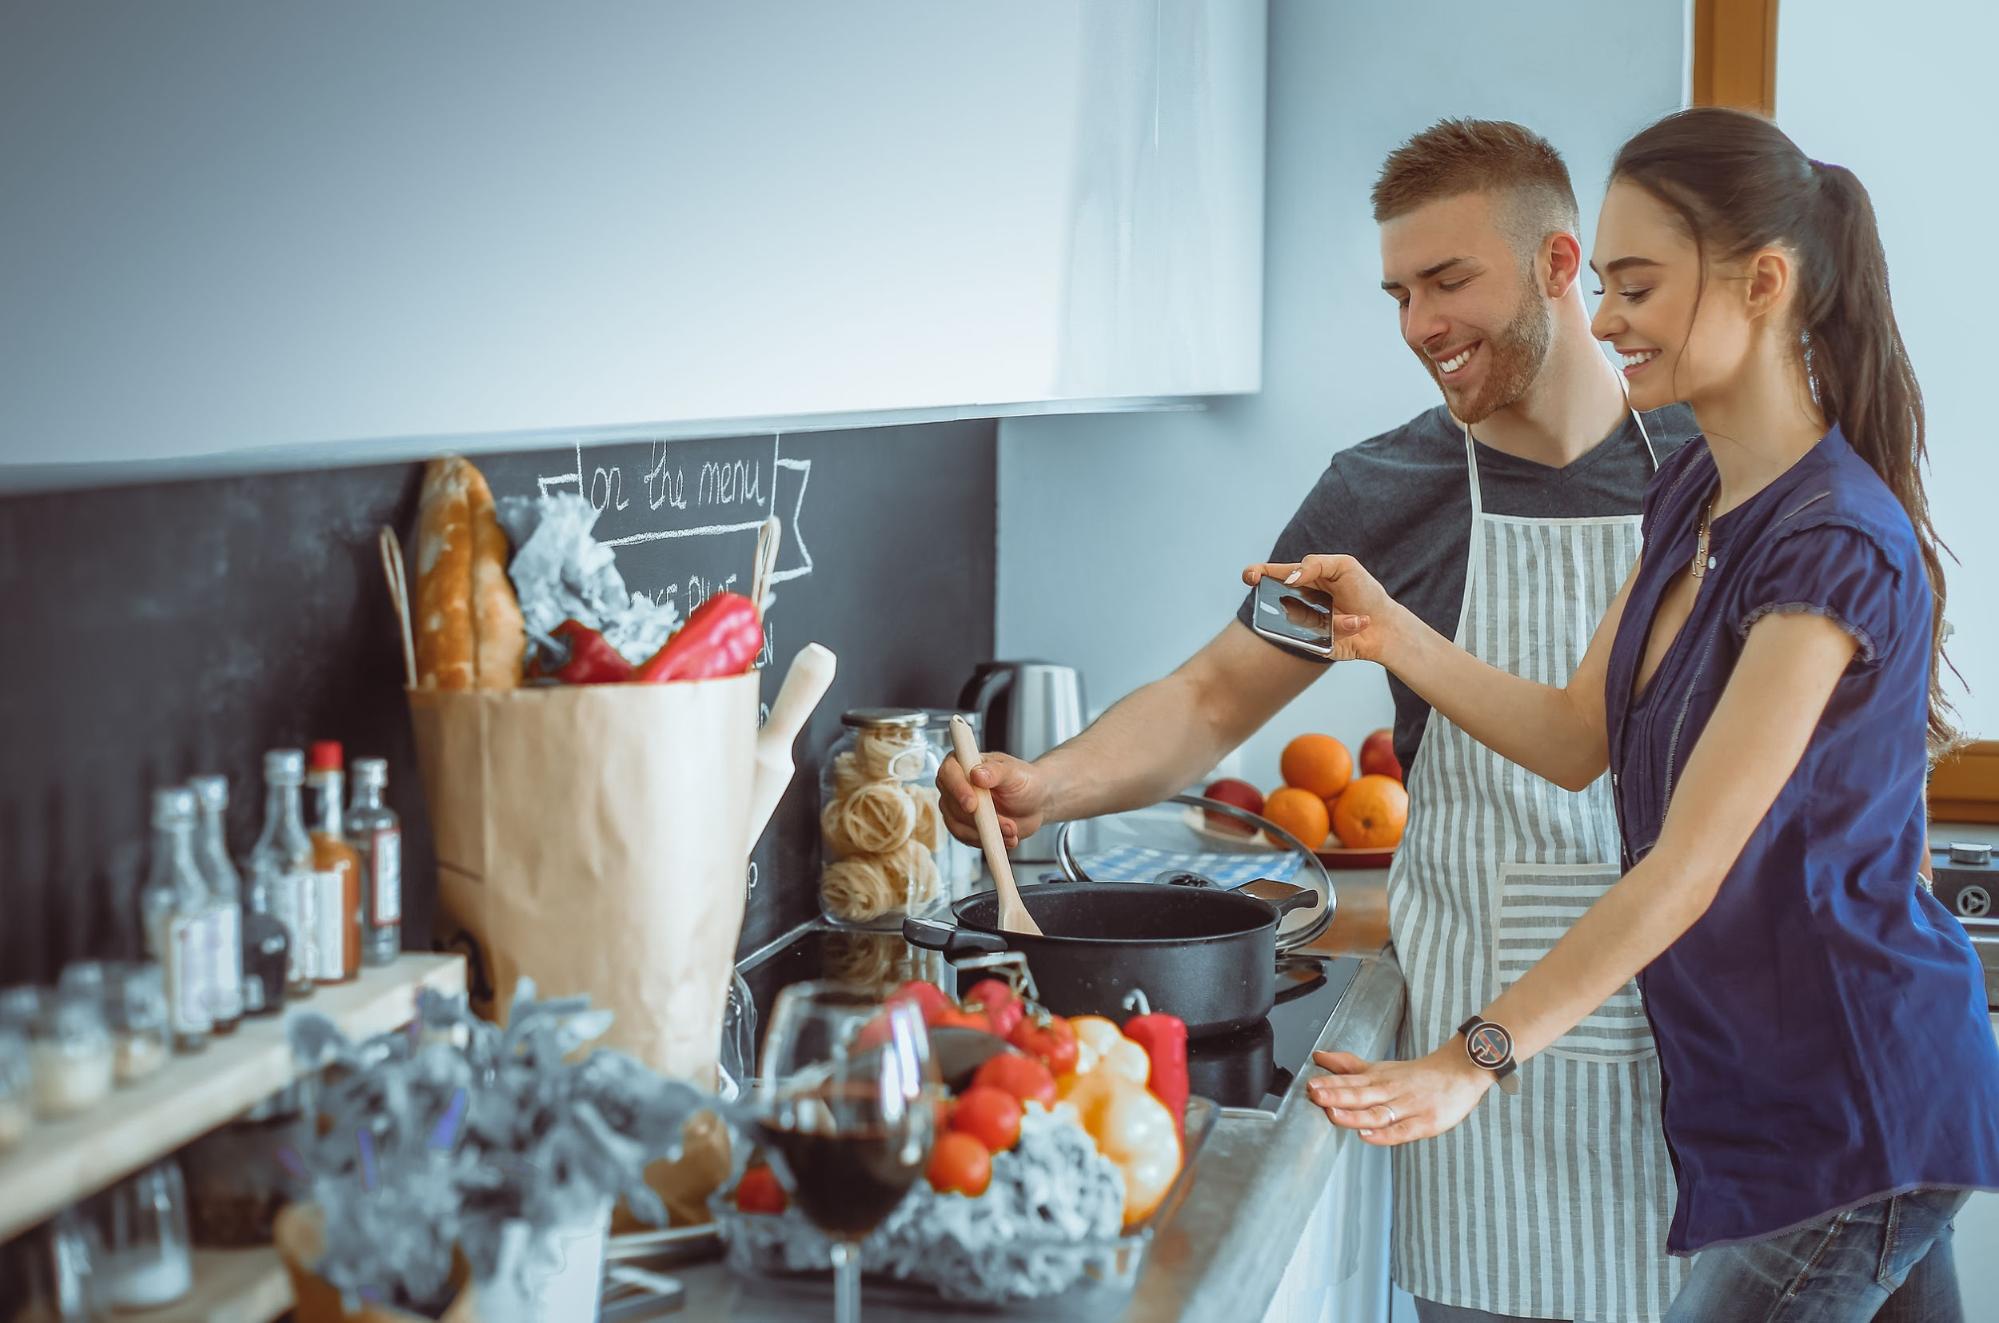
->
xmin=1692 ymin=0 xmax=1780 ymax=116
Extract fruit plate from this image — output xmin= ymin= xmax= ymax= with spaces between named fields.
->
xmin=711 ymin=1095 xmax=1218 ymax=1316
xmin=1181 ymin=804 xmax=1397 ymax=870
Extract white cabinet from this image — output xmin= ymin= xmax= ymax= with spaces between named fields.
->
xmin=1262 ymin=1136 xmax=1394 ymax=1323
xmin=0 ymin=2 xmax=1266 ymax=475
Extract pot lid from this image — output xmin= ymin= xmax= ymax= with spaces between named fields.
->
xmin=1053 ymin=793 xmax=1335 ymax=951
xmin=840 ymin=707 xmax=930 ymax=730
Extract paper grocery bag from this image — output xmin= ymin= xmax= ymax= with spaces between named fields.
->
xmin=409 ymin=674 xmax=756 ymax=1082
xmin=408 ymin=675 xmax=758 ymax=1221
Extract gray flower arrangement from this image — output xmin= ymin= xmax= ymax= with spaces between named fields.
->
xmin=284 ymin=979 xmax=718 ymax=1321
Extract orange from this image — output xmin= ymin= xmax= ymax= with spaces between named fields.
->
xmin=1280 ymin=734 xmax=1353 ymax=799
xmin=1332 ymin=774 xmax=1408 ymax=849
xmin=1263 ymin=786 xmax=1331 ymax=850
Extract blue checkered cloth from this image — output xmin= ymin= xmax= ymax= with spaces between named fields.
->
xmin=1075 ymin=845 xmax=1305 ymax=889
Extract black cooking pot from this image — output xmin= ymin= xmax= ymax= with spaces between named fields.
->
xmin=902 ymin=879 xmax=1318 ymax=1038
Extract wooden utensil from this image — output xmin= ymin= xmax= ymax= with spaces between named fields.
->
xmin=949 ymin=715 xmax=1042 ymax=935
xmin=742 ymin=642 xmax=838 ymax=855
xmin=377 ymin=526 xmax=417 ymax=689
xmin=750 ymin=515 xmax=781 ymax=622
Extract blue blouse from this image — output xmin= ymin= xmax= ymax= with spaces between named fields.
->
xmin=1604 ymin=425 xmax=1999 ymax=1254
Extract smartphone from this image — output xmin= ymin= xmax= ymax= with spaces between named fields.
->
xmin=1250 ymin=573 xmax=1337 ymax=657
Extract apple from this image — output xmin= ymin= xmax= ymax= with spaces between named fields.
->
xmin=1202 ymin=777 xmax=1264 ymax=835
xmin=1359 ymin=729 xmax=1402 ymax=782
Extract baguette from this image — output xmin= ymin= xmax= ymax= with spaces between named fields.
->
xmin=465 ymin=462 xmax=525 ymax=689
xmin=414 ymin=457 xmax=476 ymax=690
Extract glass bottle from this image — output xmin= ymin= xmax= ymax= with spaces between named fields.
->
xmin=187 ymin=776 xmax=243 ymax=1035
xmin=250 ymin=750 xmax=317 ymax=1000
xmin=345 ymin=757 xmax=403 ymax=967
xmin=306 ymin=742 xmax=361 ymax=983
xmin=139 ymin=789 xmax=212 ymax=1053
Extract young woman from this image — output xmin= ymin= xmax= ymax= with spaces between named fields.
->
xmin=1254 ymin=107 xmax=1999 ymax=1320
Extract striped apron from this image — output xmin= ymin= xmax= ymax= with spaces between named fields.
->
xmin=1387 ymin=417 xmax=1685 ymax=1321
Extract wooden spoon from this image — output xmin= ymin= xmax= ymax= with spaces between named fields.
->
xmin=949 ymin=715 xmax=1042 ymax=936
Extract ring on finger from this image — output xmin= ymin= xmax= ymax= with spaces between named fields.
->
xmin=1383 ymin=1105 xmax=1397 ymax=1125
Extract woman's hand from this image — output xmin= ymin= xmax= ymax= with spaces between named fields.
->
xmin=1241 ymin=555 xmax=1405 ymax=664
xmin=1305 ymin=1044 xmax=1493 ymax=1146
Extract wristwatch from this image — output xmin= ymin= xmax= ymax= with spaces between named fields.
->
xmin=1457 ymin=1016 xmax=1521 ymax=1095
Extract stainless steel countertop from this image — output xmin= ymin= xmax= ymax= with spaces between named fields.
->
xmin=660 ymin=941 xmax=1407 ymax=1322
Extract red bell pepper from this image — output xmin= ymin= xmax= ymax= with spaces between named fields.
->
xmin=635 ymin=592 xmax=763 ymax=683
xmin=1123 ymin=998 xmax=1189 ymax=1142
xmin=550 ymin=620 xmax=635 ymax=684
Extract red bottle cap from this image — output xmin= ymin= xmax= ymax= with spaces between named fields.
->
xmin=308 ymin=741 xmax=344 ymax=771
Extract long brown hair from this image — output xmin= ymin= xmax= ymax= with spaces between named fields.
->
xmin=1611 ymin=107 xmax=1959 ymax=756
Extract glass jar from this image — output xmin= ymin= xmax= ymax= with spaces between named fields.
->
xmin=817 ymin=708 xmax=947 ymax=928
xmin=111 ymin=963 xmax=171 ymax=1086
xmin=0 ymin=1027 xmax=31 ymax=1149
xmin=917 ymin=708 xmax=986 ymax=901
xmin=32 ymin=991 xmax=115 ymax=1119
xmin=0 ymin=983 xmax=47 ymax=1034
xmin=98 ymin=1159 xmax=194 ymax=1309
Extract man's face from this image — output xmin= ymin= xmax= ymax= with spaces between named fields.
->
xmin=1379 ymin=191 xmax=1553 ymax=424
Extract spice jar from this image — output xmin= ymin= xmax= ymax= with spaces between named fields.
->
xmin=32 ymin=991 xmax=115 ymax=1119
xmin=0 ymin=984 xmax=46 ymax=1034
xmin=0 ymin=1028 xmax=31 ymax=1149
xmin=818 ymin=709 xmax=948 ymax=928
xmin=111 ymin=964 xmax=170 ymax=1086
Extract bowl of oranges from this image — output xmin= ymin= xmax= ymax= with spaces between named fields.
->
xmin=1189 ymin=729 xmax=1408 ymax=870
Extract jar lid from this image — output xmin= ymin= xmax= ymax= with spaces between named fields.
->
xmin=840 ymin=708 xmax=930 ymax=730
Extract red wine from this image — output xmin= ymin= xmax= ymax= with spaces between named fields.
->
xmin=758 ymin=1123 xmax=924 ymax=1237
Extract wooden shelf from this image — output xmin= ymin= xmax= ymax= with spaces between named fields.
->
xmin=0 ymin=953 xmax=465 ymax=1242
xmin=121 ymin=1247 xmax=292 ymax=1323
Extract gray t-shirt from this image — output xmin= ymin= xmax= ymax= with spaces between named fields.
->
xmin=1235 ymin=403 xmax=1698 ymax=780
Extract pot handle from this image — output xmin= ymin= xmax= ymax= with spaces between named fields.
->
xmin=901 ymin=916 xmax=1008 ymax=960
xmin=1237 ymin=879 xmax=1318 ymax=918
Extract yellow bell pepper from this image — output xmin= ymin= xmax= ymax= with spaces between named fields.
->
xmin=1068 ymin=1015 xmax=1150 ymax=1086
xmin=1058 ymin=1068 xmax=1183 ymax=1226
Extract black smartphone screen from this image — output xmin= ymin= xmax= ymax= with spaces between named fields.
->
xmin=1250 ymin=574 xmax=1335 ymax=656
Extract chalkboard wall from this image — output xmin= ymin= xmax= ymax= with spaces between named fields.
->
xmin=0 ymin=420 xmax=997 ymax=985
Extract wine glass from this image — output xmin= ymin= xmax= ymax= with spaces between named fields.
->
xmin=755 ymin=980 xmax=937 ymax=1323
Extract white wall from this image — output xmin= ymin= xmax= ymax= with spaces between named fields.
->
xmin=1778 ymin=0 xmax=1998 ymax=738
xmin=997 ymin=0 xmax=1691 ymax=790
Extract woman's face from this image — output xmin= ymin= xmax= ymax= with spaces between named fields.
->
xmin=1589 ymin=179 xmax=1758 ymax=413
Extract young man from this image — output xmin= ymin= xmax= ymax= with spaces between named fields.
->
xmin=940 ymin=120 xmax=1690 ymax=1321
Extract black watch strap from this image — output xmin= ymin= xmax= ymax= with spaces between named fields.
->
xmin=1458 ymin=1015 xmax=1521 ymax=1095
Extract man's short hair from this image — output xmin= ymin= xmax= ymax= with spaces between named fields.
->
xmin=1371 ymin=119 xmax=1580 ymax=265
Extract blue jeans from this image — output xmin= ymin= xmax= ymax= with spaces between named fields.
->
xmin=1665 ymin=1189 xmax=1970 ymax=1322
xmin=1412 ymin=1300 xmax=1618 ymax=1322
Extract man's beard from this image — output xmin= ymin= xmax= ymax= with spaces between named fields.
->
xmin=1431 ymin=285 xmax=1553 ymax=424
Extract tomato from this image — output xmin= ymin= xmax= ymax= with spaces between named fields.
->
xmin=971 ymin=1052 xmax=1058 ymax=1108
xmin=930 ymin=1007 xmax=992 ymax=1034
xmin=926 ymin=1131 xmax=992 ymax=1197
xmin=962 ymin=978 xmax=1024 ymax=1039
xmin=950 ymin=1084 xmax=1025 ymax=1152
xmin=1007 ymin=1013 xmax=1079 ymax=1077
xmin=888 ymin=979 xmax=953 ymax=1026
xmin=735 ymin=1164 xmax=787 ymax=1214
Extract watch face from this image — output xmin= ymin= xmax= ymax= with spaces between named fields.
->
xmin=1467 ymin=1022 xmax=1513 ymax=1069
